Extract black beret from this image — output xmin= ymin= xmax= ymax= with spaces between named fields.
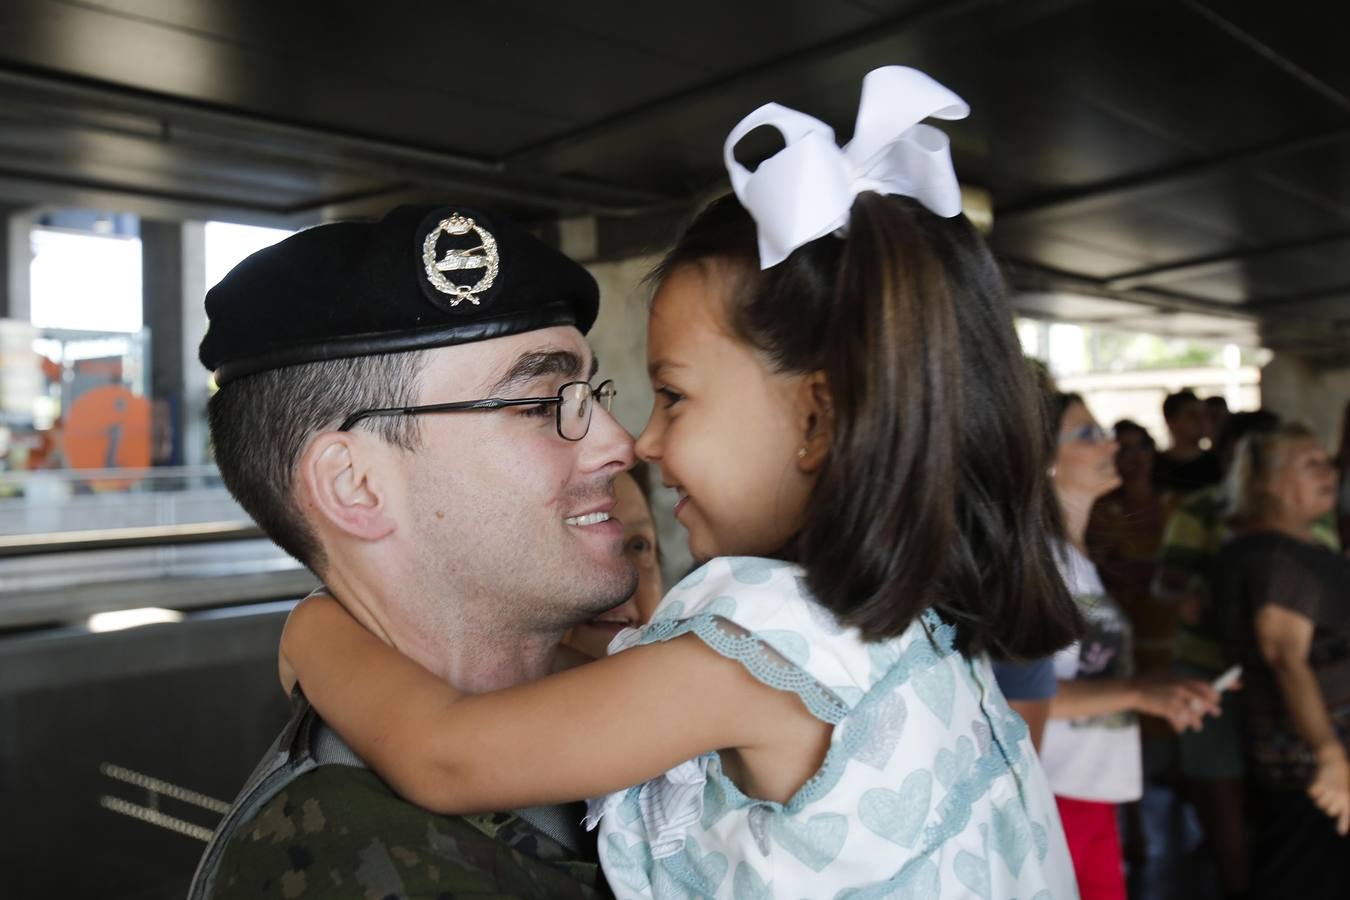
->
xmin=200 ymin=204 xmax=599 ymax=385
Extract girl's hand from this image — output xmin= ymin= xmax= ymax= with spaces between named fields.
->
xmin=1309 ymin=745 xmax=1350 ymax=835
xmin=1133 ymin=676 xmax=1220 ymax=733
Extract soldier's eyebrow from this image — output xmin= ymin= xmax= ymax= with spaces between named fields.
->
xmin=488 ymin=349 xmax=591 ymax=395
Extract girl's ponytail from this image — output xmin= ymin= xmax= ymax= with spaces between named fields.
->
xmin=800 ymin=193 xmax=1080 ymax=657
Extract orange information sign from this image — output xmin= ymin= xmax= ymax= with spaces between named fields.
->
xmin=64 ymin=384 xmax=151 ymax=489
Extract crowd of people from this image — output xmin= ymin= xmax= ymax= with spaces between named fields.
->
xmin=182 ymin=65 xmax=1348 ymax=900
xmin=1047 ymin=388 xmax=1350 ymax=900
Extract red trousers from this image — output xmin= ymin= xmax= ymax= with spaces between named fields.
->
xmin=1054 ymin=795 xmax=1126 ymax=900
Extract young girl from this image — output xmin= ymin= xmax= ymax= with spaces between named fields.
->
xmin=283 ymin=66 xmax=1081 ymax=898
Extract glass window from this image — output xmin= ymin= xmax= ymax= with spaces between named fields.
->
xmin=30 ymin=229 xmax=143 ymax=333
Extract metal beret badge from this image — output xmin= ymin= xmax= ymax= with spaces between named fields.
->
xmin=419 ymin=212 xmax=501 ymax=311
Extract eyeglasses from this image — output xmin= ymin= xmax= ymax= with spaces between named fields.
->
xmin=339 ymin=379 xmax=617 ymax=441
xmin=1057 ymin=423 xmax=1109 ymax=446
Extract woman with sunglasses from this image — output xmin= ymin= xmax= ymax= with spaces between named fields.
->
xmin=1039 ymin=391 xmax=1220 ymax=900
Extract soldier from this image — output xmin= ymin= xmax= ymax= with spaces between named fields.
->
xmin=189 ymin=204 xmax=635 ymax=899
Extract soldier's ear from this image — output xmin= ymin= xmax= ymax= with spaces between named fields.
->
xmin=299 ymin=431 xmax=397 ymax=542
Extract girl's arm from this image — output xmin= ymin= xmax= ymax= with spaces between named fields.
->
xmin=1255 ymin=603 xmax=1350 ymax=834
xmin=281 ymin=595 xmax=810 ymax=814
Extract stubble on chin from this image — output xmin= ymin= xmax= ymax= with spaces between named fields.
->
xmin=568 ymin=557 xmax=640 ymax=626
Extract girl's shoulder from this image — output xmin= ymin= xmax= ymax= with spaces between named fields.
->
xmin=620 ymin=557 xmax=938 ymax=722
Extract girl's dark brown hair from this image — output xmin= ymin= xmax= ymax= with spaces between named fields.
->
xmin=652 ymin=191 xmax=1080 ymax=658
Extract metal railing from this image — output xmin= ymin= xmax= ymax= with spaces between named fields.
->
xmin=0 ymin=520 xmax=263 ymax=558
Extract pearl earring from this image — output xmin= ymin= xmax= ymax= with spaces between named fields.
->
xmin=797 ymin=447 xmax=808 ymax=459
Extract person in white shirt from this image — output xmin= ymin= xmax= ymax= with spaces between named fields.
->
xmin=1041 ymin=391 xmax=1220 ymax=900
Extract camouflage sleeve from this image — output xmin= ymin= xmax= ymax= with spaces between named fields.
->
xmin=209 ymin=766 xmax=606 ymax=900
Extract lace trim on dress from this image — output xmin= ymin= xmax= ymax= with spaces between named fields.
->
xmin=635 ymin=613 xmax=853 ymax=725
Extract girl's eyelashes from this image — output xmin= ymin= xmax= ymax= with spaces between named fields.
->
xmin=655 ymin=386 xmax=684 ymax=409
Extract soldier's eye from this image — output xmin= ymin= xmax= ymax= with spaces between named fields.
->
xmin=520 ymin=403 xmax=554 ymax=419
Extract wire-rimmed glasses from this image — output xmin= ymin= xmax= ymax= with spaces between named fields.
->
xmin=338 ymin=379 xmax=616 ymax=441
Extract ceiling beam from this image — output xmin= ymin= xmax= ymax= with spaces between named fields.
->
xmin=1001 ymin=257 xmax=1258 ymax=320
xmin=1184 ymin=0 xmax=1350 ymax=116
xmin=1104 ymin=229 xmax=1350 ymax=291
xmin=1247 ymin=283 xmax=1350 ymax=312
xmin=998 ymin=128 xmax=1350 ymax=224
xmin=0 ymin=66 xmax=681 ymax=217
xmin=502 ymin=0 xmax=1022 ymax=168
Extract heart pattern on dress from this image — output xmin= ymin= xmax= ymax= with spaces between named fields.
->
xmin=934 ymin=735 xmax=976 ymax=790
xmin=747 ymin=805 xmax=774 ymax=857
xmin=858 ymin=769 xmax=931 ymax=848
xmin=732 ymin=861 xmax=772 ymax=900
xmin=912 ymin=657 xmax=956 ymax=726
xmin=604 ymin=833 xmax=654 ymax=894
xmin=1032 ymin=820 xmax=1049 ymax=861
xmin=847 ymin=692 xmax=908 ymax=770
xmin=728 ymin=557 xmax=786 ymax=584
xmin=619 ymin=788 xmax=643 ymax=826
xmin=954 ymin=848 xmax=992 ymax=900
xmin=770 ymin=812 xmax=849 ymax=872
xmin=990 ymin=800 xmax=1032 ymax=877
xmin=666 ymin=836 xmax=728 ymax=897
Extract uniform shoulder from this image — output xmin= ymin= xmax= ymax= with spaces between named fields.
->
xmin=210 ymin=767 xmax=601 ymax=900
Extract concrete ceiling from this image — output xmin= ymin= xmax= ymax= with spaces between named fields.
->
xmin=1 ymin=0 xmax=1348 ymax=361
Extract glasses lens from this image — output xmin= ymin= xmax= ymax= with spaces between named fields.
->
xmin=559 ymin=382 xmax=592 ymax=441
xmin=596 ymin=380 xmax=616 ymax=412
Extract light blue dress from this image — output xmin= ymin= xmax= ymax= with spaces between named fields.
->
xmin=586 ymin=557 xmax=1078 ymax=899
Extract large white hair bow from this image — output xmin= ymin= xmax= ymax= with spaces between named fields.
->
xmin=724 ymin=66 xmax=969 ymax=269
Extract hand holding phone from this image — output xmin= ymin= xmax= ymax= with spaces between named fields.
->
xmin=1211 ymin=664 xmax=1242 ymax=694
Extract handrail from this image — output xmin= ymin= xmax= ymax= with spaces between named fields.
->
xmin=0 ymin=465 xmax=223 ymax=487
xmin=0 ymin=521 xmax=265 ymax=558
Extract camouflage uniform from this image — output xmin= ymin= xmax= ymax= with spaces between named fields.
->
xmin=193 ymin=698 xmax=608 ymax=900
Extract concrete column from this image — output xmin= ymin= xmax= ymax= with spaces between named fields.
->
xmin=1260 ymin=352 xmax=1350 ymax=449
xmin=1 ymin=207 xmax=35 ymax=321
xmin=141 ymin=220 xmax=207 ymax=466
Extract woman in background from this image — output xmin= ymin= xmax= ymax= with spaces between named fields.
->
xmin=1086 ymin=419 xmax=1178 ymax=868
xmin=1041 ymin=392 xmax=1218 ymax=900
xmin=1216 ymin=423 xmax=1350 ymax=899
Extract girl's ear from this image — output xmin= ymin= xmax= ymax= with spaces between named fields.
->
xmin=298 ymin=432 xmax=398 ymax=542
xmin=796 ymin=370 xmax=833 ymax=472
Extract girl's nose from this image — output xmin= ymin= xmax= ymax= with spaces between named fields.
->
xmin=635 ymin=417 xmax=661 ymax=462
